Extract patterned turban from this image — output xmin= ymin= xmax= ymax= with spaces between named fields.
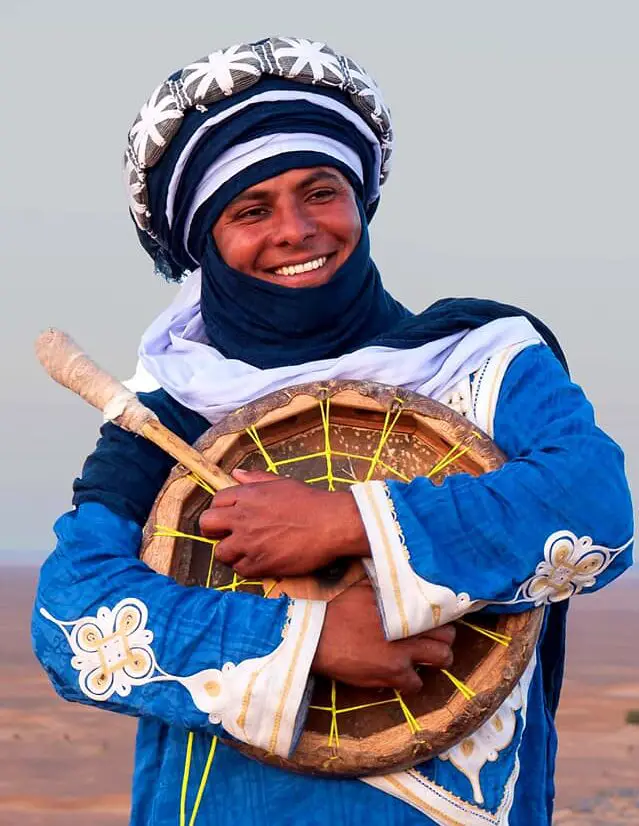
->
xmin=123 ymin=37 xmax=394 ymax=281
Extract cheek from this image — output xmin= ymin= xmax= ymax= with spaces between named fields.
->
xmin=212 ymin=226 xmax=261 ymax=270
xmin=333 ymin=200 xmax=361 ymax=251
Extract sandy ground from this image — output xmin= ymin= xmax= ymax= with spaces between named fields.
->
xmin=0 ymin=567 xmax=637 ymax=826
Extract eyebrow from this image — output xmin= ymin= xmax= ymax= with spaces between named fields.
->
xmin=227 ymin=169 xmax=345 ymax=208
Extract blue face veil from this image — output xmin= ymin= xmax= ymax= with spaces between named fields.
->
xmin=128 ymin=66 xmax=407 ymax=367
xmin=127 ymin=37 xmax=566 ymax=373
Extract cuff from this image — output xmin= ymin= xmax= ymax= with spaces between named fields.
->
xmin=351 ymin=481 xmax=477 ymax=640
xmin=203 ymin=598 xmax=326 ymax=758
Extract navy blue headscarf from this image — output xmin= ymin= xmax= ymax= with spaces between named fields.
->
xmin=137 ymin=75 xmax=567 ymax=373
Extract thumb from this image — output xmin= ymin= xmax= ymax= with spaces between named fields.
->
xmin=232 ymin=468 xmax=281 ymax=484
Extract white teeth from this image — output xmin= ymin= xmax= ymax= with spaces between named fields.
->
xmin=274 ymin=256 xmax=328 ymax=276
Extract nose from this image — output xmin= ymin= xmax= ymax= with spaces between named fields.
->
xmin=270 ymin=199 xmax=317 ymax=247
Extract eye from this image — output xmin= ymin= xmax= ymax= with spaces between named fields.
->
xmin=307 ymin=187 xmax=336 ymax=202
xmin=235 ymin=205 xmax=270 ymax=221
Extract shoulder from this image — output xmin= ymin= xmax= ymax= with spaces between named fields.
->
xmin=428 ymin=297 xmax=568 ymax=373
xmin=493 ymin=343 xmax=598 ymax=452
xmin=72 ymin=389 xmax=210 ymax=526
xmin=136 ymin=388 xmax=209 ymax=442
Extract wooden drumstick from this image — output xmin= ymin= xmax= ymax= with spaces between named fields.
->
xmin=36 ymin=328 xmax=367 ymax=601
xmin=35 ymin=328 xmax=236 ymax=492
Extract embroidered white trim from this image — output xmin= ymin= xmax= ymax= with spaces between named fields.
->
xmin=353 ymin=479 xmax=634 ymax=629
xmin=350 ymin=340 xmax=636 ymax=642
xmin=352 ymin=481 xmax=479 ymax=639
xmin=439 ymin=654 xmax=536 ymax=804
xmin=360 ymin=653 xmax=537 ymax=825
xmin=442 ymin=376 xmax=472 ymax=418
xmin=40 ymin=596 xmax=325 ymax=759
xmin=471 ymin=341 xmax=538 ymax=437
xmin=509 ymin=530 xmax=633 ymax=606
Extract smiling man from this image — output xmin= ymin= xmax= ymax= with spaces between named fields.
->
xmin=32 ymin=37 xmax=633 ymax=826
xmin=212 ymin=167 xmax=361 ymax=288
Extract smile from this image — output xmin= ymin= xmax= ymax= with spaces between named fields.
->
xmin=272 ymin=256 xmax=328 ymax=276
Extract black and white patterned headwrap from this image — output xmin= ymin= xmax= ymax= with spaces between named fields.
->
xmin=124 ymin=37 xmax=394 ymax=278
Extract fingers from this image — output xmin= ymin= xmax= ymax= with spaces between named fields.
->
xmin=199 ymin=507 xmax=234 ymax=537
xmin=415 ymin=624 xmax=456 ymax=646
xmin=214 ymin=537 xmax=245 ymax=569
xmin=403 ymin=637 xmax=454 ymax=670
xmin=389 ymin=665 xmax=423 ymax=695
xmin=232 ymin=468 xmax=280 ymax=484
xmin=210 ymin=487 xmax=240 ymax=508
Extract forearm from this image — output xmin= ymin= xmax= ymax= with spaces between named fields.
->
xmin=33 ymin=503 xmax=325 ymax=757
xmin=351 ymin=346 xmax=634 ymax=639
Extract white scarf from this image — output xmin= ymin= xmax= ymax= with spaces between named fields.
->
xmin=128 ymin=273 xmax=543 ymax=423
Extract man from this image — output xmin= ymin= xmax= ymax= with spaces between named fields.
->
xmin=33 ymin=37 xmax=633 ymax=825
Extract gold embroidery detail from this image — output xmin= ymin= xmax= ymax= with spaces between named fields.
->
xmin=362 ymin=482 xmax=409 ymax=637
xmin=269 ymin=601 xmax=314 ymax=753
xmin=384 ymin=776 xmax=471 ymax=826
xmin=236 ymin=666 xmax=265 ymax=733
xmin=485 ymin=347 xmax=516 ymax=435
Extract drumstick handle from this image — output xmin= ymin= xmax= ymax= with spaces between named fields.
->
xmin=140 ymin=419 xmax=237 ymax=491
xmin=35 ymin=328 xmax=236 ymax=491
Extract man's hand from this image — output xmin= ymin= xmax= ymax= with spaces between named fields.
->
xmin=313 ymin=580 xmax=455 ymax=693
xmin=199 ymin=469 xmax=370 ymax=578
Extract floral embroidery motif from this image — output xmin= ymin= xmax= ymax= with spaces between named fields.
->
xmin=513 ymin=530 xmax=632 ymax=606
xmin=182 ymin=45 xmax=262 ymax=102
xmin=441 ymin=377 xmax=472 ymax=419
xmin=346 ymin=60 xmax=391 ymax=132
xmin=39 ymin=599 xmax=235 ymax=718
xmin=365 ymin=656 xmax=537 ymax=823
xmin=128 ymin=82 xmax=183 ymax=169
xmin=41 ymin=598 xmax=156 ymax=701
xmin=123 ymin=157 xmax=149 ymax=227
xmin=271 ymin=37 xmax=344 ymax=85
xmin=40 ymin=597 xmax=326 ymax=759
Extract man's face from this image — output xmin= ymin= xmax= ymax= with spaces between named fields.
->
xmin=212 ymin=166 xmax=362 ymax=289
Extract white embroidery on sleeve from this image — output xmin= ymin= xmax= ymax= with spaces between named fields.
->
xmin=40 ymin=596 xmax=325 ymax=758
xmin=511 ymin=530 xmax=633 ymax=606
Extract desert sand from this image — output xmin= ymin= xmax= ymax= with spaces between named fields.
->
xmin=1 ymin=567 xmax=637 ymax=826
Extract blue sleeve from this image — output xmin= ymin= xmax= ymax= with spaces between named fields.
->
xmin=32 ymin=389 xmax=297 ymax=737
xmin=385 ymin=345 xmax=634 ymax=610
xmin=32 ymin=504 xmax=290 ymax=732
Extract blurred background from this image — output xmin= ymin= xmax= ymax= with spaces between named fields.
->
xmin=0 ymin=2 xmax=637 ymax=824
xmin=0 ymin=0 xmax=637 ymax=561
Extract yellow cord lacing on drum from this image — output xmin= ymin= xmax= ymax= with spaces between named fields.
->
xmin=154 ymin=489 xmax=281 ymax=826
xmin=176 ymin=524 xmax=220 ymax=826
xmin=246 ymin=425 xmax=280 ymax=474
xmin=154 ymin=399 xmax=509 ymax=820
xmin=458 ymin=620 xmax=512 ymax=647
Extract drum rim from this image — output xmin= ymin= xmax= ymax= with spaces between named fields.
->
xmin=141 ymin=378 xmax=543 ymax=776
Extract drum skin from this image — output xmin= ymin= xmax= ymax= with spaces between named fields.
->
xmin=141 ymin=380 xmax=543 ymax=777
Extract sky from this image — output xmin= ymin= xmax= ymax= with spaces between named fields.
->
xmin=0 ymin=0 xmax=637 ymax=567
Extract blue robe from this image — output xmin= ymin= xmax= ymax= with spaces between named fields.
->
xmin=32 ymin=343 xmax=633 ymax=825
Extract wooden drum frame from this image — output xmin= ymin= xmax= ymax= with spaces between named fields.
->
xmin=140 ymin=379 xmax=543 ymax=777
